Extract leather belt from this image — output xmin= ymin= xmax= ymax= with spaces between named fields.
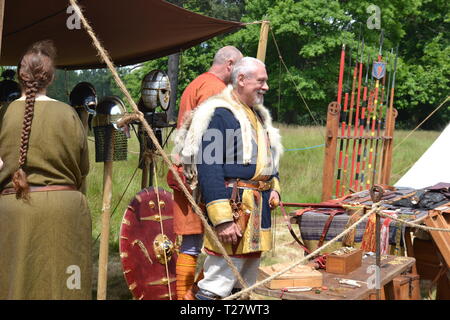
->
xmin=1 ymin=185 xmax=77 ymax=196
xmin=225 ymin=179 xmax=272 ymax=192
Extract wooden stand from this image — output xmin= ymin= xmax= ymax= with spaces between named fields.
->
xmin=321 ymin=101 xmax=397 ymax=200
xmin=321 ymin=102 xmax=340 ymax=201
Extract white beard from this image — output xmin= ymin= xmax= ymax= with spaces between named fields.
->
xmin=254 ymin=91 xmax=265 ymax=105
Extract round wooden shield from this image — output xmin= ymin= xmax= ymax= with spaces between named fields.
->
xmin=119 ymin=187 xmax=178 ymax=300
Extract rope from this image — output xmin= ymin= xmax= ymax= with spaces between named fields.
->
xmin=285 ymin=144 xmax=325 ymax=152
xmin=224 ymin=205 xmax=373 ymax=300
xmin=377 ymin=211 xmax=450 ymax=232
xmin=69 ymin=0 xmax=248 ymax=290
xmin=393 ymin=95 xmax=450 ymax=151
xmin=243 ymin=20 xmax=265 ymax=25
xmin=269 ymin=28 xmax=324 ymax=132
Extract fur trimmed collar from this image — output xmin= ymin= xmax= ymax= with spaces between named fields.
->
xmin=172 ymin=85 xmax=283 ymax=185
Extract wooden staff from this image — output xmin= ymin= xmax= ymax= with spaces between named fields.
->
xmin=336 ymin=92 xmax=349 ymax=197
xmin=366 ymin=30 xmax=384 ymax=189
xmin=97 ymin=160 xmax=113 ymax=300
xmin=0 ymin=0 xmax=4 ymax=58
xmin=366 ymin=78 xmax=380 ymax=189
xmin=376 ymin=49 xmax=394 ymax=184
xmin=341 ymin=48 xmax=359 ymax=196
xmin=372 ymin=53 xmax=389 ymax=186
xmin=349 ymin=39 xmax=365 ymax=190
xmin=380 ymin=45 xmax=399 ymax=184
xmin=358 ymin=55 xmax=373 ymax=191
xmin=334 ymin=44 xmax=346 ymax=197
xmin=336 ymin=46 xmax=353 ymax=196
xmin=354 ymin=53 xmax=370 ymax=191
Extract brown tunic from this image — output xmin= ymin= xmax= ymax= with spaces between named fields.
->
xmin=0 ymin=98 xmax=92 ymax=299
xmin=170 ymin=72 xmax=226 ymax=235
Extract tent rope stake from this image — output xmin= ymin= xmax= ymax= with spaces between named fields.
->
xmin=68 ymin=0 xmax=249 ymax=295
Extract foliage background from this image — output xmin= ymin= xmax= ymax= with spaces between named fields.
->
xmin=38 ymin=0 xmax=450 ymax=129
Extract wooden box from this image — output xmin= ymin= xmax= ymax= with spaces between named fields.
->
xmin=258 ymin=263 xmax=323 ymax=289
xmin=326 ymin=248 xmax=362 ymax=274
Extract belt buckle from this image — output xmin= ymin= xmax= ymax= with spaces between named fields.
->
xmin=258 ymin=181 xmax=268 ymax=191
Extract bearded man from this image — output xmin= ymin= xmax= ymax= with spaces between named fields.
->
xmin=168 ymin=46 xmax=243 ymax=300
xmin=172 ymin=57 xmax=283 ymax=299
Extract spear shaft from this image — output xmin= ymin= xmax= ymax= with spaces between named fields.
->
xmin=380 ymin=45 xmax=399 ymax=183
xmin=359 ymin=54 xmax=372 ymax=190
xmin=377 ymin=48 xmax=394 ymax=184
xmin=372 ymin=51 xmax=389 ymax=185
xmin=366 ymin=30 xmax=384 ymax=189
xmin=341 ymin=38 xmax=360 ymax=196
xmin=349 ymin=39 xmax=364 ymax=190
xmin=335 ymin=45 xmax=349 ymax=197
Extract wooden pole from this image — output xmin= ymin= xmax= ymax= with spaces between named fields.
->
xmin=333 ymin=45 xmax=346 ymax=197
xmin=376 ymin=211 xmax=381 ymax=300
xmin=141 ymin=164 xmax=148 ymax=189
xmin=322 ymin=102 xmax=340 ymax=201
xmin=0 ymin=0 xmax=5 ymax=58
xmin=381 ymin=108 xmax=397 ymax=184
xmin=256 ymin=21 xmax=270 ymax=63
xmin=167 ymin=52 xmax=180 ymax=124
xmin=97 ymin=160 xmax=113 ymax=300
xmin=381 ymin=46 xmax=398 ymax=185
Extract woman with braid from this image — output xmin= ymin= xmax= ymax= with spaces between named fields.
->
xmin=0 ymin=40 xmax=92 ymax=299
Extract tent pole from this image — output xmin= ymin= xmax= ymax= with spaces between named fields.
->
xmin=256 ymin=20 xmax=270 ymax=63
xmin=0 ymin=0 xmax=5 ymax=58
xmin=167 ymin=52 xmax=180 ymax=124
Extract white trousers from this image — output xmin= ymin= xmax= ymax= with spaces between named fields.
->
xmin=197 ymin=254 xmax=260 ymax=298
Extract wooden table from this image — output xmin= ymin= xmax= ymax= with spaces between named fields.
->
xmin=255 ymin=255 xmax=417 ymax=300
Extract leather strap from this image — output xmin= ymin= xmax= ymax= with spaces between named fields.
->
xmin=317 ymin=210 xmax=340 ymax=248
xmin=1 ymin=185 xmax=77 ymax=196
xmin=225 ymin=179 xmax=272 ymax=192
xmin=279 ymin=202 xmax=311 ymax=254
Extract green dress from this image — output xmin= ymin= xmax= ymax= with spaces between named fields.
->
xmin=0 ymin=97 xmax=92 ymax=300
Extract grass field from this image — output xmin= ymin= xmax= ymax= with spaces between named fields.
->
xmin=85 ymin=124 xmax=440 ymax=299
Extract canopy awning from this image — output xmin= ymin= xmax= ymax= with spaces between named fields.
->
xmin=0 ymin=0 xmax=243 ymax=69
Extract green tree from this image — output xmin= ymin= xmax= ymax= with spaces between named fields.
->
xmin=46 ymin=0 xmax=449 ymax=129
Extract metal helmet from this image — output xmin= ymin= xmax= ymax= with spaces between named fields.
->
xmin=69 ymin=82 xmax=97 ymax=115
xmin=140 ymin=70 xmax=171 ymax=111
xmin=93 ymin=96 xmax=127 ymax=130
xmin=92 ymin=96 xmax=128 ymax=163
xmin=0 ymin=70 xmax=20 ymax=103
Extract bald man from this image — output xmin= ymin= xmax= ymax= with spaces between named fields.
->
xmin=176 ymin=46 xmax=243 ymax=127
xmin=168 ymin=46 xmax=243 ymax=300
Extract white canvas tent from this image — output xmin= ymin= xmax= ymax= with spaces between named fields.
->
xmin=395 ymin=123 xmax=450 ymax=189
